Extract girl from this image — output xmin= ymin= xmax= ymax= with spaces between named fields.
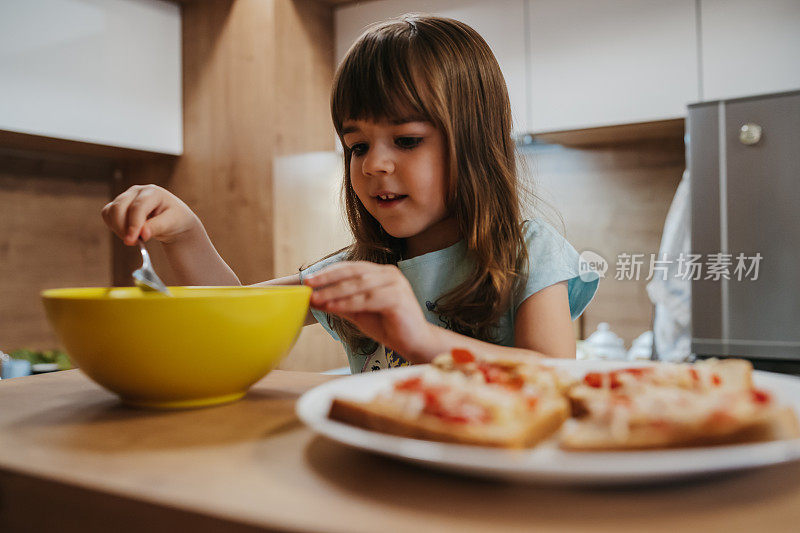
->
xmin=101 ymin=15 xmax=598 ymax=374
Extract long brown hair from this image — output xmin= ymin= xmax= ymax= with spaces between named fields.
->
xmin=328 ymin=14 xmax=529 ymax=355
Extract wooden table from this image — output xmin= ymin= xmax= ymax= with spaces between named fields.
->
xmin=2 ymin=370 xmax=800 ymax=533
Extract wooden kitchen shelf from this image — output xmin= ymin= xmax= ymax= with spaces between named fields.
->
xmin=0 ymin=129 xmax=179 ymax=162
xmin=530 ymin=118 xmax=685 ymax=148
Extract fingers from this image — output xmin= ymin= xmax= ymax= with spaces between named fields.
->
xmin=139 ymin=211 xmax=172 ymax=242
xmin=313 ymin=273 xmax=405 ymax=313
xmin=303 ymin=261 xmax=381 ymax=288
xmin=304 ymin=261 xmax=407 ymax=312
xmin=101 ymin=185 xmax=170 ymax=245
xmin=320 ymin=285 xmax=399 ymax=314
xmin=309 ymin=270 xmax=385 ymax=305
xmin=124 ymin=188 xmax=165 ymax=245
xmin=101 ymin=186 xmax=142 ymax=243
xmin=307 ymin=262 xmax=402 ymax=306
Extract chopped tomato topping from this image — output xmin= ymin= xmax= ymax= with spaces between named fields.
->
xmin=421 ymin=390 xmax=443 ymax=415
xmin=583 ymin=372 xmax=622 ymax=389
xmin=505 ymin=375 xmax=525 ymax=391
xmin=395 ymin=376 xmax=423 ymax=391
xmin=451 ymin=348 xmax=475 ymax=364
xmin=477 ymin=363 xmax=497 ymax=382
xmin=395 ymin=376 xmax=490 ymax=424
xmin=477 ymin=362 xmax=524 ymax=390
xmin=526 ymin=397 xmax=539 ymax=410
xmin=422 ymin=388 xmax=439 ymax=405
xmin=689 ymin=368 xmax=699 ymax=381
xmin=751 ymin=389 xmax=771 ymax=404
xmin=424 ymin=393 xmax=489 ymax=424
xmin=583 ymin=372 xmax=603 ymax=388
xmin=712 ymin=374 xmax=722 ymax=386
xmin=621 ymin=367 xmax=651 ymax=377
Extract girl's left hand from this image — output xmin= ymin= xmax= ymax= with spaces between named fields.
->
xmin=304 ymin=261 xmax=432 ymax=361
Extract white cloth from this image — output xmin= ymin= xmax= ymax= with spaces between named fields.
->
xmin=646 ymin=171 xmax=691 ymax=362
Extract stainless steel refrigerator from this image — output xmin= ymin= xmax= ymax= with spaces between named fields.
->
xmin=689 ymin=90 xmax=800 ymax=366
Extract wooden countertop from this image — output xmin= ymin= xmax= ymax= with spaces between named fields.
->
xmin=3 ymin=370 xmax=800 ymax=533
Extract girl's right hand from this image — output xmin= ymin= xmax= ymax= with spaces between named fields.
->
xmin=101 ymin=185 xmax=201 ymax=246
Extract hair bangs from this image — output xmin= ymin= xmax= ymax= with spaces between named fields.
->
xmin=332 ymin=23 xmax=434 ymax=132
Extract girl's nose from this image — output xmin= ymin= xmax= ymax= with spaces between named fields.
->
xmin=362 ymin=146 xmax=395 ymax=176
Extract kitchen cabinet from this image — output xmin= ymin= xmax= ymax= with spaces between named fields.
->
xmin=0 ymin=0 xmax=182 ymax=155
xmin=699 ymin=0 xmax=800 ymax=101
xmin=526 ymin=0 xmax=699 ymax=133
xmin=334 ymin=1 xmax=799 ymax=136
xmin=334 ymin=0 xmax=530 ymax=134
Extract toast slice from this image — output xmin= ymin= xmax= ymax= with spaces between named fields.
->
xmin=328 ymin=365 xmax=569 ymax=449
xmin=569 ymin=359 xmax=754 ymax=418
xmin=330 ymin=393 xmax=569 ymax=448
xmin=561 ymin=381 xmax=800 ymax=450
xmin=561 ymin=407 xmax=800 ymax=450
xmin=575 ymin=359 xmax=753 ymax=394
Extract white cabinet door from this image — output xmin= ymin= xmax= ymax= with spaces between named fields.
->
xmin=527 ymin=0 xmax=699 ymax=133
xmin=0 ymin=0 xmax=182 ymax=154
xmin=335 ymin=0 xmax=529 ymax=134
xmin=700 ymin=0 xmax=800 ymax=101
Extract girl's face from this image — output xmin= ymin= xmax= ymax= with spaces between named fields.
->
xmin=342 ymin=118 xmax=457 ymax=256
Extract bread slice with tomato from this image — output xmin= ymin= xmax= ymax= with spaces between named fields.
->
xmin=568 ymin=359 xmax=753 ymax=418
xmin=328 ymin=362 xmax=569 ymax=449
xmin=562 ymin=360 xmax=799 ymax=450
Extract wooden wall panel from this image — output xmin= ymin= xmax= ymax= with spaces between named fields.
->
xmin=273 ymin=0 xmax=337 ymax=156
xmin=0 ymin=151 xmax=112 ymax=351
xmin=521 ymin=136 xmax=685 ymax=345
xmin=114 ymin=0 xmax=337 ymax=288
xmin=271 ymin=0 xmax=342 ymax=371
xmin=168 ymin=0 xmax=275 ymax=286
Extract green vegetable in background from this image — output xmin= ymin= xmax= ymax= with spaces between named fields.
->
xmin=8 ymin=349 xmax=72 ymax=370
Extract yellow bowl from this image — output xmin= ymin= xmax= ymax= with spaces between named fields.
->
xmin=41 ymin=286 xmax=311 ymax=409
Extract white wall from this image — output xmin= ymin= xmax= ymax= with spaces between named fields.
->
xmin=0 ymin=0 xmax=182 ymax=154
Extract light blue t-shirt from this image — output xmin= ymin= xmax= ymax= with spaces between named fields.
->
xmin=299 ymin=219 xmax=598 ymax=374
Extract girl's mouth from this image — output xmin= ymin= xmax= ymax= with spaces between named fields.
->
xmin=375 ymin=194 xmax=408 ymax=208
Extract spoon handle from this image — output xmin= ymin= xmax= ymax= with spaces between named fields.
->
xmin=138 ymin=239 xmax=152 ymax=268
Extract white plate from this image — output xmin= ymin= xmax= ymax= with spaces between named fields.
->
xmin=296 ymin=360 xmax=800 ymax=485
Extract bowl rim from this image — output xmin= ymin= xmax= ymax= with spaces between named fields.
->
xmin=41 ymin=285 xmax=311 ymax=300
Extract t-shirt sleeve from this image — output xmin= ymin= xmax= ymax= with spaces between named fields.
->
xmin=297 ymin=251 xmax=348 ymax=342
xmin=513 ymin=219 xmax=599 ymax=320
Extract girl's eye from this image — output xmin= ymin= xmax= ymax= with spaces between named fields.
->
xmin=350 ymin=143 xmax=368 ymax=156
xmin=395 ymin=137 xmax=423 ymax=150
